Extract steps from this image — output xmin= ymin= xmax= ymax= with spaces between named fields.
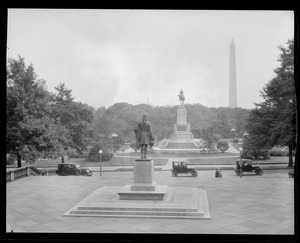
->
xmin=164 ymin=142 xmax=198 ymax=149
xmin=63 ymin=186 xmax=210 ymax=219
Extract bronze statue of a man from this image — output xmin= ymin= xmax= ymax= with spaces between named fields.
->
xmin=134 ymin=114 xmax=154 ymax=159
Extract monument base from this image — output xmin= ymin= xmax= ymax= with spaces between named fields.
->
xmin=63 ymin=186 xmax=211 ymax=219
xmin=115 ymin=158 xmax=168 ymax=200
xmin=131 ymin=182 xmax=156 ymax=191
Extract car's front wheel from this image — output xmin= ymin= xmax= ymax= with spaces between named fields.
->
xmin=255 ymin=168 xmax=263 ymax=175
xmin=75 ymin=170 xmax=81 ymax=175
xmin=192 ymin=171 xmax=197 ymax=177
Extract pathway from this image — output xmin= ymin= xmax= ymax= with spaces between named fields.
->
xmin=227 ymin=142 xmax=240 ymax=154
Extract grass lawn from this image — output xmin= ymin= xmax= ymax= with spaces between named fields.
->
xmin=117 ymin=151 xmax=239 ymax=158
xmin=187 ymin=156 xmax=290 ymax=165
xmin=7 ymin=156 xmax=169 ymax=168
xmin=187 ymin=156 xmax=238 ymax=165
xmin=7 ymin=153 xmax=291 ymax=168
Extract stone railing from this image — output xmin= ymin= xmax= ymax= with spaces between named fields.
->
xmin=6 ymin=166 xmax=45 ymax=183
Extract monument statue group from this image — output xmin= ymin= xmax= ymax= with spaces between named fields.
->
xmin=63 ymin=89 xmax=210 ymax=219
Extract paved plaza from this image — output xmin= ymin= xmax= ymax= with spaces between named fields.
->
xmin=6 ymin=169 xmax=294 ymax=234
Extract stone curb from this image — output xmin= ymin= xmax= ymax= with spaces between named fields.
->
xmin=9 ymin=165 xmax=293 ymax=174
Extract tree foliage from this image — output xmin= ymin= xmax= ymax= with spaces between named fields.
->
xmin=7 ymin=56 xmax=252 ymax=164
xmin=243 ymin=39 xmax=296 ymax=166
xmin=50 ymin=83 xmax=95 ymax=153
xmin=92 ymin=103 xmax=250 ymax=146
xmin=6 ymin=56 xmax=95 ymax=163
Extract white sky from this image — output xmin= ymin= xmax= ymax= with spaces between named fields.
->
xmin=7 ymin=9 xmax=294 ymax=109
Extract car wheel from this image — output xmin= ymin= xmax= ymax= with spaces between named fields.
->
xmin=192 ymin=172 xmax=197 ymax=177
xmin=75 ymin=170 xmax=81 ymax=175
xmin=255 ymin=168 xmax=263 ymax=175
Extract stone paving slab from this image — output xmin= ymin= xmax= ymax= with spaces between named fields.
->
xmin=6 ymin=170 xmax=294 ymax=234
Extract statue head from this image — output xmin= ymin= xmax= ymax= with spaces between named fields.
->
xmin=142 ymin=114 xmax=148 ymax=121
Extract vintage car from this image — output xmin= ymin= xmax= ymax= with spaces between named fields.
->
xmin=234 ymin=159 xmax=263 ymax=176
xmin=56 ymin=163 xmax=93 ymax=176
xmin=172 ymin=161 xmax=198 ymax=177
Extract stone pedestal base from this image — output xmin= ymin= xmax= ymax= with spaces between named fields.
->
xmin=63 ymin=186 xmax=210 ymax=219
xmin=132 ymin=159 xmax=155 ymax=191
xmin=118 ymin=159 xmax=168 ymax=200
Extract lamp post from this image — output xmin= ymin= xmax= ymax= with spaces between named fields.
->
xmin=99 ymin=150 xmax=103 ymax=176
xmin=239 ymin=147 xmax=243 ymax=178
xmin=243 ymin=132 xmax=249 ymax=146
xmin=112 ymin=133 xmax=118 ymax=152
xmin=231 ymin=128 xmax=236 ymax=142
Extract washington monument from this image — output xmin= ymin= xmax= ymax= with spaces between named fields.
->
xmin=229 ymin=39 xmax=237 ymax=108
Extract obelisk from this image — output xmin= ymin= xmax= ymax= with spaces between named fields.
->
xmin=229 ymin=39 xmax=237 ymax=108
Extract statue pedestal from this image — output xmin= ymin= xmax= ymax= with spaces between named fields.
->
xmin=131 ymin=159 xmax=156 ymax=191
xmin=170 ymin=105 xmax=194 ymax=140
xmin=118 ymin=159 xmax=168 ymax=200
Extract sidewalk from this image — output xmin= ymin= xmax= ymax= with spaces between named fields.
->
xmin=6 ymin=163 xmax=292 ymax=175
xmin=6 ymin=169 xmax=294 ymax=234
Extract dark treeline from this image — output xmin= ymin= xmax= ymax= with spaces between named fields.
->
xmin=92 ymin=102 xmax=250 ymax=144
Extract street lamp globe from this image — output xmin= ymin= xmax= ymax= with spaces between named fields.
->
xmin=98 ymin=150 xmax=103 ymax=176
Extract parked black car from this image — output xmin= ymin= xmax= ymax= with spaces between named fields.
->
xmin=56 ymin=163 xmax=93 ymax=176
xmin=172 ymin=161 xmax=198 ymax=177
xmin=235 ymin=159 xmax=263 ymax=176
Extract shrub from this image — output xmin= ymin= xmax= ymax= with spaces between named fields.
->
xmin=241 ymin=149 xmax=270 ymax=160
xmin=68 ymin=150 xmax=85 ymax=158
xmin=6 ymin=154 xmax=16 ymax=165
xmin=217 ymin=140 xmax=229 ymax=153
xmin=20 ymin=145 xmax=39 ymax=163
xmin=268 ymin=147 xmax=289 ymax=156
xmin=85 ymin=144 xmax=114 ymax=162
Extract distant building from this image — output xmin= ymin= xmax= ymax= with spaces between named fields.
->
xmin=229 ymin=39 xmax=237 ymax=108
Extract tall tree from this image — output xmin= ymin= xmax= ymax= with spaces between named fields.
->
xmin=7 ymin=57 xmax=95 ymax=165
xmin=6 ymin=57 xmax=69 ymax=164
xmin=244 ymin=39 xmax=296 ymax=167
xmin=50 ymin=83 xmax=95 ymax=153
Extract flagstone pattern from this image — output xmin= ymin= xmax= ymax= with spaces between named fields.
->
xmin=6 ymin=170 xmax=294 ymax=234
